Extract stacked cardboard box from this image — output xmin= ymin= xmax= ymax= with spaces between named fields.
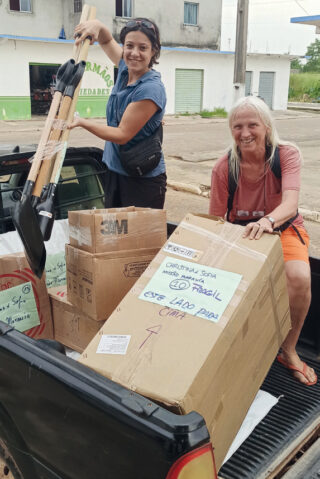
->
xmin=49 ymin=285 xmax=104 ymax=352
xmin=0 ymin=253 xmax=53 ymax=339
xmin=66 ymin=207 xmax=167 ymax=321
xmin=79 ymin=214 xmax=291 ymax=470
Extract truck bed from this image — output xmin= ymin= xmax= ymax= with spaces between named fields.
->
xmin=219 ymin=255 xmax=320 ymax=478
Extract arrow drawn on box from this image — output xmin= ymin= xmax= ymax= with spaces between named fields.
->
xmin=139 ymin=325 xmax=162 ymax=350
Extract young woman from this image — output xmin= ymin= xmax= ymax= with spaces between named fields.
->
xmin=210 ymin=96 xmax=317 ymax=386
xmin=69 ymin=18 xmax=166 ymax=208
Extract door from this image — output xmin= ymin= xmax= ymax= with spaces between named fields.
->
xmin=175 ymin=69 xmax=203 ymax=114
xmin=245 ymin=71 xmax=253 ymax=96
xmin=258 ymin=72 xmax=275 ymax=109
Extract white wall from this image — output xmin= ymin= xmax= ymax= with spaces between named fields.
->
xmin=0 ymin=0 xmax=222 ymax=49
xmin=157 ymin=49 xmax=291 ymax=113
xmin=0 ymin=38 xmax=290 ymax=114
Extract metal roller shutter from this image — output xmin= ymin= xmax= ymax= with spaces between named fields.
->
xmin=258 ymin=71 xmax=275 ymax=109
xmin=175 ymin=69 xmax=203 ymax=114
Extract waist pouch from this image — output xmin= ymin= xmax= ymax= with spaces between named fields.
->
xmin=119 ymin=124 xmax=163 ymax=177
xmin=233 ymin=211 xmax=305 ymax=244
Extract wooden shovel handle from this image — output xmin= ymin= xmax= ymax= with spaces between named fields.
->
xmin=31 ymin=4 xmax=92 ymax=195
xmin=32 ymin=96 xmax=72 ymax=196
xmin=50 ymin=6 xmax=96 ymax=184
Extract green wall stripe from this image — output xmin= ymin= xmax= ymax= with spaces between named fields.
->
xmin=0 ymin=97 xmax=31 ymax=120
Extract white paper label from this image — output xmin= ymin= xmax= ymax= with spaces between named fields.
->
xmin=96 ymin=335 xmax=131 ymax=355
xmin=163 ymin=242 xmax=201 ymax=260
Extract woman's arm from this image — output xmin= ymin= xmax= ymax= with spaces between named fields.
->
xmin=68 ymin=100 xmax=159 ymax=144
xmin=74 ymin=20 xmax=122 ymax=66
xmin=243 ymin=189 xmax=299 ymax=240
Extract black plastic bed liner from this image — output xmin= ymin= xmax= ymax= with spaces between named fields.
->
xmin=219 ymin=354 xmax=320 ymax=479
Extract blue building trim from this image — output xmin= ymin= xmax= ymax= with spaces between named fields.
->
xmin=290 ymin=15 xmax=320 ymax=24
xmin=0 ymin=33 xmax=234 ymax=54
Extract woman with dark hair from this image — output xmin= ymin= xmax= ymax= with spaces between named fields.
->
xmin=69 ymin=18 xmax=166 ymax=208
xmin=210 ymin=96 xmax=317 ymax=387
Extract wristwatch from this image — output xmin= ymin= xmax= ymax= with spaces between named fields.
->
xmin=265 ymin=216 xmax=275 ymax=228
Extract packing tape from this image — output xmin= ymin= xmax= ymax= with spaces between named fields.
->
xmin=178 ymin=219 xmax=268 ymax=266
xmin=69 ymin=224 xmax=92 ymax=246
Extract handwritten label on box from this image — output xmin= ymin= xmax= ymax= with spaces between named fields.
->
xmin=139 ymin=257 xmax=242 ymax=323
xmin=0 ymin=282 xmax=40 ymax=332
xmin=45 ymin=252 xmax=66 ymax=289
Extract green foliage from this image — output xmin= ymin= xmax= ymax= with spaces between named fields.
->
xmin=289 ymin=73 xmax=320 ymax=101
xmin=290 ymin=58 xmax=302 ymax=71
xmin=303 ymin=39 xmax=320 ymax=73
xmin=199 ymin=108 xmax=227 ymax=118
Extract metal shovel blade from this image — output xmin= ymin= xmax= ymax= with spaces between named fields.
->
xmin=12 ymin=186 xmax=46 ymax=278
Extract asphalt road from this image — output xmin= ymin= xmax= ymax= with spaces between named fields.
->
xmin=0 ymin=109 xmax=319 ymax=255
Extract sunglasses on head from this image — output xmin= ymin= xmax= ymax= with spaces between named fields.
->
xmin=126 ymin=20 xmax=155 ymax=32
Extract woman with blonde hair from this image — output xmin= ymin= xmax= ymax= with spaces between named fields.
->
xmin=210 ymin=95 xmax=317 ymax=386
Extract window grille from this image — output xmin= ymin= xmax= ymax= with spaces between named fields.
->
xmin=116 ymin=0 xmax=133 ymax=17
xmin=184 ymin=2 xmax=198 ymax=25
xmin=74 ymin=0 xmax=82 ymax=13
xmin=10 ymin=0 xmax=31 ymax=12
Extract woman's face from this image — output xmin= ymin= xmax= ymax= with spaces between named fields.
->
xmin=231 ymin=107 xmax=268 ymax=157
xmin=123 ymin=30 xmax=154 ymax=76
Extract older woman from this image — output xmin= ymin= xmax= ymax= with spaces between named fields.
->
xmin=210 ymin=96 xmax=317 ymax=386
xmin=69 ymin=17 xmax=166 ymax=208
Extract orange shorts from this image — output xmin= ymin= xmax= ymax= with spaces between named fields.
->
xmin=280 ymin=226 xmax=310 ymax=263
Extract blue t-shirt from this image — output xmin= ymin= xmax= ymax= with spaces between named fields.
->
xmin=102 ymin=59 xmax=167 ymax=177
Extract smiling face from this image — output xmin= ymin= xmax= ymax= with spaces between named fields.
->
xmin=231 ymin=107 xmax=269 ymax=157
xmin=123 ymin=31 xmax=154 ymax=77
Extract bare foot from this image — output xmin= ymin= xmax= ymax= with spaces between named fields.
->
xmin=278 ymin=350 xmax=317 ymax=385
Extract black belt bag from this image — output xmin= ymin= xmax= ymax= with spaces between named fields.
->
xmin=119 ymin=124 xmax=163 ymax=177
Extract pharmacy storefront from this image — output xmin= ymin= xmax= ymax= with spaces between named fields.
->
xmin=0 ymin=35 xmax=115 ymax=120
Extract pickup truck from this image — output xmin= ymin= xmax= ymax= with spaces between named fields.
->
xmin=0 ymin=146 xmax=319 ymax=479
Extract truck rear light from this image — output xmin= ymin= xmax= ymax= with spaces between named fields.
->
xmin=166 ymin=443 xmax=218 ymax=479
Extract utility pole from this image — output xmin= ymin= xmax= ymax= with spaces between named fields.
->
xmin=233 ymin=0 xmax=249 ymax=104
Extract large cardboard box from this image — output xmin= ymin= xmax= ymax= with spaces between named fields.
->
xmin=68 ymin=206 xmax=167 ymax=254
xmin=49 ymin=285 xmax=105 ymax=352
xmin=0 ymin=253 xmax=53 ymax=339
xmin=66 ymin=245 xmax=160 ymax=321
xmin=79 ymin=214 xmax=291 ymax=470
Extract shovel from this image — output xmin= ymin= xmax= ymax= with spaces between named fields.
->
xmin=31 ymin=3 xmax=91 ymax=200
xmin=36 ymin=6 xmax=97 ymax=242
xmin=11 ymin=58 xmax=77 ymax=278
xmin=12 ymin=4 xmax=95 ymax=278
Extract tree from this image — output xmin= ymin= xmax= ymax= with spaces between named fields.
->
xmin=290 ymin=58 xmax=302 ymax=71
xmin=303 ymin=39 xmax=320 ymax=73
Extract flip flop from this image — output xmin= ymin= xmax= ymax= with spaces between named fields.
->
xmin=277 ymin=354 xmax=318 ymax=386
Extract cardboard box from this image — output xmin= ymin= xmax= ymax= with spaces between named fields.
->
xmin=0 ymin=253 xmax=53 ymax=339
xmin=66 ymin=245 xmax=160 ymax=321
xmin=49 ymin=285 xmax=105 ymax=352
xmin=79 ymin=214 xmax=290 ymax=470
xmin=68 ymin=206 xmax=167 ymax=254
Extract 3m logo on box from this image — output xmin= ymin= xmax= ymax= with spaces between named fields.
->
xmin=100 ymin=219 xmax=128 ymax=236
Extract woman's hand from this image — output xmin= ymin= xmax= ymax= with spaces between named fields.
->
xmin=67 ymin=115 xmax=83 ymax=130
xmin=74 ymin=19 xmax=104 ymax=45
xmin=242 ymin=217 xmax=274 ymax=240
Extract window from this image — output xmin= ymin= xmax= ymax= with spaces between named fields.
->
xmin=184 ymin=2 xmax=198 ymax=25
xmin=9 ymin=0 xmax=31 ymax=12
xmin=74 ymin=0 xmax=82 ymax=13
xmin=115 ymin=0 xmax=133 ymax=18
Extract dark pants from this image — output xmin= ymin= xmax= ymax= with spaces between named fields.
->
xmin=104 ymin=167 xmax=167 ymax=209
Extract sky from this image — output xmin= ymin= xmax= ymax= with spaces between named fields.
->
xmin=221 ymin=0 xmax=320 ymax=56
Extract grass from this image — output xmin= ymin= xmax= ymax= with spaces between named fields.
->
xmin=199 ymin=108 xmax=227 ymax=118
xmin=289 ymin=73 xmax=320 ymax=102
xmin=176 ymin=108 xmax=227 ymax=118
